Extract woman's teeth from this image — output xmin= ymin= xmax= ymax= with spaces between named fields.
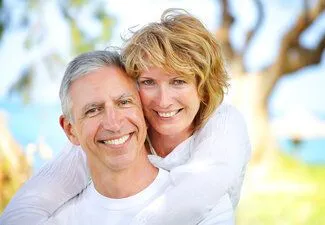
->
xmin=104 ymin=134 xmax=130 ymax=145
xmin=158 ymin=110 xmax=178 ymax=118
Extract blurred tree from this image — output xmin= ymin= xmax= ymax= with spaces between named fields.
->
xmin=0 ymin=0 xmax=115 ymax=211
xmin=0 ymin=0 xmax=3 ymax=37
xmin=8 ymin=0 xmax=115 ymax=101
xmin=215 ymin=0 xmax=324 ymax=162
xmin=0 ymin=0 xmax=31 ymax=212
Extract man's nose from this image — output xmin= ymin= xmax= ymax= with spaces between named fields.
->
xmin=102 ymin=107 xmax=122 ymax=132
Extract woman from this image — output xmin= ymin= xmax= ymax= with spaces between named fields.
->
xmin=1 ymin=9 xmax=250 ymax=225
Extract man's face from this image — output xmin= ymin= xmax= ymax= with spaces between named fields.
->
xmin=61 ymin=66 xmax=147 ymax=172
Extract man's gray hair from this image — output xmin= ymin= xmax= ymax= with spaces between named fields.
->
xmin=59 ymin=50 xmax=125 ymax=122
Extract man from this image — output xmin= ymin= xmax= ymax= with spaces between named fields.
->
xmin=1 ymin=50 xmax=234 ymax=225
xmin=44 ymin=50 xmax=170 ymax=225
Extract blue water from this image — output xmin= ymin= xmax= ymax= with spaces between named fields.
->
xmin=1 ymin=97 xmax=325 ymax=172
xmin=0 ymin=97 xmax=67 ymax=171
xmin=279 ymin=138 xmax=325 ymax=164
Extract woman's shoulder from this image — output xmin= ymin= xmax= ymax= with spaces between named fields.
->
xmin=193 ymin=103 xmax=247 ymax=142
xmin=212 ymin=103 xmax=244 ymax=121
xmin=206 ymin=103 xmax=246 ymax=129
xmin=191 ymin=102 xmax=250 ymax=156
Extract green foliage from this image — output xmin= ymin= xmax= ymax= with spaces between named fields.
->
xmin=6 ymin=0 xmax=115 ymax=100
xmin=70 ymin=0 xmax=87 ymax=7
xmin=0 ymin=23 xmax=2 ymax=39
xmin=68 ymin=3 xmax=115 ymax=54
xmin=8 ymin=69 xmax=33 ymax=104
xmin=28 ymin=0 xmax=40 ymax=9
xmin=70 ymin=20 xmax=94 ymax=53
xmin=97 ymin=8 xmax=114 ymax=43
xmin=101 ymin=16 xmax=114 ymax=42
xmin=0 ymin=0 xmax=4 ymax=38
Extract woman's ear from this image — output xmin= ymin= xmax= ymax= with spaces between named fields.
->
xmin=59 ymin=115 xmax=80 ymax=145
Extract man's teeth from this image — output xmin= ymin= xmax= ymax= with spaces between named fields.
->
xmin=104 ymin=134 xmax=130 ymax=145
xmin=158 ymin=110 xmax=178 ymax=118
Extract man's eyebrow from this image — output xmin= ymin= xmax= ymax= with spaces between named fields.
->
xmin=116 ymin=93 xmax=135 ymax=101
xmin=81 ymin=102 xmax=102 ymax=112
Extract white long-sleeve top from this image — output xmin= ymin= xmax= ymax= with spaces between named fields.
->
xmin=0 ymin=103 xmax=251 ymax=225
xmin=43 ymin=169 xmax=171 ymax=225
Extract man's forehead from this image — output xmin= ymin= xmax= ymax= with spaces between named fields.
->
xmin=111 ymin=91 xmax=138 ymax=101
xmin=71 ymin=67 xmax=139 ymax=100
xmin=110 ymin=74 xmax=138 ymax=98
xmin=100 ymin=66 xmax=136 ymax=88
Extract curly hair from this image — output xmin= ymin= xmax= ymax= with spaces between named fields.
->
xmin=122 ymin=8 xmax=229 ymax=130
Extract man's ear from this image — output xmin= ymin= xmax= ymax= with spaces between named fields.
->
xmin=59 ymin=115 xmax=80 ymax=145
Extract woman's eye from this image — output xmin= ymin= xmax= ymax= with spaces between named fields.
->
xmin=172 ymin=79 xmax=186 ymax=85
xmin=139 ymin=79 xmax=155 ymax=86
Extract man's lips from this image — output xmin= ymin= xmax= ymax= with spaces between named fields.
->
xmin=98 ymin=133 xmax=133 ymax=146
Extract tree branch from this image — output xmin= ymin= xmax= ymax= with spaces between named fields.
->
xmin=283 ymin=34 xmax=325 ymax=74
xmin=216 ymin=0 xmax=236 ymax=61
xmin=276 ymin=0 xmax=325 ymax=76
xmin=262 ymin=0 xmax=325 ymax=103
xmin=241 ymin=0 xmax=265 ymax=57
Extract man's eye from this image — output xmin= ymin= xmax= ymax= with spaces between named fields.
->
xmin=85 ymin=108 xmax=101 ymax=117
xmin=119 ymin=99 xmax=132 ymax=106
xmin=172 ymin=79 xmax=186 ymax=85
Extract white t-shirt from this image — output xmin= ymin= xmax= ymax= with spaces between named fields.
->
xmin=44 ymin=169 xmax=170 ymax=225
xmin=44 ymin=169 xmax=235 ymax=225
xmin=0 ymin=103 xmax=250 ymax=225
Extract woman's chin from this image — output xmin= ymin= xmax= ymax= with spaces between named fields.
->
xmin=152 ymin=124 xmax=187 ymax=137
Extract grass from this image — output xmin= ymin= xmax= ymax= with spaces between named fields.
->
xmin=236 ymin=153 xmax=325 ymax=225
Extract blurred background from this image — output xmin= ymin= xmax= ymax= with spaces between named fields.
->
xmin=0 ymin=0 xmax=324 ymax=224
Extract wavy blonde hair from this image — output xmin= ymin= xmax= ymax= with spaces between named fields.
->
xmin=122 ymin=8 xmax=229 ymax=131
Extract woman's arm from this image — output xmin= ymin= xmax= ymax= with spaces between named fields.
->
xmin=131 ymin=105 xmax=251 ymax=225
xmin=0 ymin=143 xmax=89 ymax=225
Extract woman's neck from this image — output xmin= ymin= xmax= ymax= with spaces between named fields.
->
xmin=148 ymin=126 xmax=193 ymax=158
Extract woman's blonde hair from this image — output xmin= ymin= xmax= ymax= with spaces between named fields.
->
xmin=122 ymin=8 xmax=229 ymax=131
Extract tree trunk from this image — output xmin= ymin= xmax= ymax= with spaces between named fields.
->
xmin=230 ymin=74 xmax=279 ymax=163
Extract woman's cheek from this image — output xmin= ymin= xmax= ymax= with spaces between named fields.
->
xmin=139 ymin=89 xmax=152 ymax=109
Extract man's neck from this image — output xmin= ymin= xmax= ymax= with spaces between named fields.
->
xmin=88 ymin=149 xmax=158 ymax=199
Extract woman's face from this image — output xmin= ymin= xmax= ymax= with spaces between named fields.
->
xmin=138 ymin=67 xmax=201 ymax=137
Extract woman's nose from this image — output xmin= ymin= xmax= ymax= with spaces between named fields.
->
xmin=155 ymin=85 xmax=173 ymax=108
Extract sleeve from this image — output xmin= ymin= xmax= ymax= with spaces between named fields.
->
xmin=197 ymin=194 xmax=235 ymax=225
xmin=130 ymin=107 xmax=251 ymax=225
xmin=0 ymin=142 xmax=89 ymax=225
